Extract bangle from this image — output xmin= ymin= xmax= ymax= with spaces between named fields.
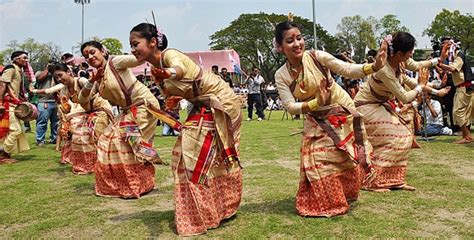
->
xmin=32 ymin=89 xmax=38 ymax=94
xmin=362 ymin=64 xmax=375 ymax=75
xmin=430 ymin=58 xmax=439 ymax=67
xmin=412 ymin=101 xmax=418 ymax=108
xmin=430 ymin=89 xmax=439 ymax=95
xmin=415 ymin=85 xmax=423 ymax=93
xmin=307 ymin=98 xmax=318 ymax=111
xmin=84 ymin=81 xmax=94 ymax=90
xmin=167 ymin=68 xmax=177 ymax=80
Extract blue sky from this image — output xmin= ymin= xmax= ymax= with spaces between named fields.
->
xmin=0 ymin=0 xmax=472 ymax=54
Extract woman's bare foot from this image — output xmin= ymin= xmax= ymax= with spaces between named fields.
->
xmin=363 ymin=187 xmax=391 ymax=193
xmin=455 ymin=138 xmax=473 ymax=144
xmin=394 ymin=184 xmax=416 ymax=191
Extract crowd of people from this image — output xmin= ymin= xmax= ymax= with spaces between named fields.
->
xmin=0 ymin=14 xmax=472 ymax=236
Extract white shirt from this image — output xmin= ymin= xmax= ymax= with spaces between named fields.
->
xmin=420 ymin=99 xmax=443 ymax=125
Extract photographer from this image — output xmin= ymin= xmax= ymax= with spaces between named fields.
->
xmin=33 ymin=61 xmax=59 ymax=146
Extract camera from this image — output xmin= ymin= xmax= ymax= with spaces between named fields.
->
xmin=47 ymin=59 xmax=60 ymax=73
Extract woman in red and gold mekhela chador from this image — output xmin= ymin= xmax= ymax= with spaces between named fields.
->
xmin=274 ymin=20 xmax=386 ymax=217
xmin=129 ymin=23 xmax=242 ymax=236
xmin=354 ymin=32 xmax=451 ymax=192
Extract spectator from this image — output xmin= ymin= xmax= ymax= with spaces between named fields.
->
xmin=417 ymin=93 xmax=452 ymax=136
xmin=220 ymin=67 xmax=234 ymax=88
xmin=77 ymin=62 xmax=90 ymax=79
xmin=211 ymin=65 xmax=219 ymax=75
xmin=34 ymin=63 xmax=59 ymax=146
xmin=245 ymin=67 xmax=265 ymax=121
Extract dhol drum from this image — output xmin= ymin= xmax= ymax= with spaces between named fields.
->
xmin=14 ymin=102 xmax=39 ymax=122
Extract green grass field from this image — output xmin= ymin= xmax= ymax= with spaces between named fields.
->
xmin=1 ymin=110 xmax=473 ymax=239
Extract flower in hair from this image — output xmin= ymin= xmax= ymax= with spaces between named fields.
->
xmin=384 ymin=35 xmax=394 ymax=57
xmin=288 ymin=12 xmax=294 ymax=22
xmin=156 ymin=26 xmax=164 ymax=47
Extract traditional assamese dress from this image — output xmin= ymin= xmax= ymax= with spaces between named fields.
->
xmin=44 ymin=77 xmax=113 ymax=174
xmin=450 ymin=52 xmax=472 ymax=130
xmin=354 ymin=58 xmax=433 ymax=190
xmin=79 ymin=55 xmax=161 ymax=198
xmin=275 ymin=50 xmax=374 ymax=217
xmin=156 ymin=49 xmax=242 ymax=236
xmin=0 ymin=64 xmax=30 ymax=156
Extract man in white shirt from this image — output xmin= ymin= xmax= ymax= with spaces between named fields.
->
xmin=419 ymin=93 xmax=452 ymax=136
xmin=244 ymin=67 xmax=265 ymax=121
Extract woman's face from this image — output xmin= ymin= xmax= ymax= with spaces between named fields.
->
xmin=279 ymin=27 xmax=305 ymax=60
xmin=53 ymin=70 xmax=72 ymax=85
xmin=129 ymin=32 xmax=156 ymax=62
xmin=397 ymin=49 xmax=414 ymax=62
xmin=82 ymin=45 xmax=106 ymax=68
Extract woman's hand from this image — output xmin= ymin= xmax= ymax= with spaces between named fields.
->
xmin=318 ymin=77 xmax=331 ymax=106
xmin=151 ymin=68 xmax=170 ymax=83
xmin=439 ymin=42 xmax=450 ymax=63
xmin=89 ymin=67 xmax=104 ymax=83
xmin=418 ymin=68 xmax=430 ymax=86
xmin=373 ymin=39 xmax=388 ymax=71
xmin=437 ymin=86 xmax=451 ymax=97
xmin=165 ymin=96 xmax=183 ymax=110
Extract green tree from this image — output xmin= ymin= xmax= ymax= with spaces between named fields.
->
xmin=336 ymin=15 xmax=378 ymax=63
xmin=100 ymin=38 xmax=123 ymax=55
xmin=423 ymin=9 xmax=474 ymax=55
xmin=1 ymin=38 xmax=62 ymax=71
xmin=209 ymin=12 xmax=341 ymax=82
xmin=377 ymin=14 xmax=410 ymax=42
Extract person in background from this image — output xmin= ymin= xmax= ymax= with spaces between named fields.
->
xmin=211 ymin=65 xmax=219 ymax=75
xmin=245 ymin=67 xmax=265 ymax=121
xmin=220 ymin=67 xmax=234 ymax=88
xmin=416 ymin=92 xmax=452 ymax=136
xmin=34 ymin=62 xmax=59 ymax=146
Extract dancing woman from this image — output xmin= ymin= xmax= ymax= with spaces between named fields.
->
xmin=354 ymin=32 xmax=450 ymax=192
xmin=273 ymin=20 xmax=386 ymax=217
xmin=79 ymin=41 xmax=162 ymax=198
xmin=31 ymin=63 xmax=113 ymax=174
xmin=129 ymin=23 xmax=242 ymax=236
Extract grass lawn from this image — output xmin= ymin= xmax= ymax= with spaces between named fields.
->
xmin=1 ymin=110 xmax=473 ymax=238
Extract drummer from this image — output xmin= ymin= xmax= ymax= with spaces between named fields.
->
xmin=0 ymin=51 xmax=31 ymax=164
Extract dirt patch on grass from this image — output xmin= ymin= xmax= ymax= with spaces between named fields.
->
xmin=273 ymin=158 xmax=299 ymax=172
xmin=415 ymin=209 xmax=472 ymax=238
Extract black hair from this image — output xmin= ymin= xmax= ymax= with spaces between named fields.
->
xmin=211 ymin=65 xmax=218 ymax=70
xmin=391 ymin=32 xmax=415 ymax=55
xmin=81 ymin=62 xmax=89 ymax=68
xmin=11 ymin=51 xmax=28 ymax=60
xmin=52 ymin=63 xmax=70 ymax=73
xmin=80 ymin=41 xmax=109 ymax=60
xmin=274 ymin=21 xmax=301 ymax=46
xmin=440 ymin=36 xmax=453 ymax=43
xmin=367 ymin=49 xmax=377 ymax=58
xmin=61 ymin=53 xmax=74 ymax=61
xmin=130 ymin=23 xmax=168 ymax=51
